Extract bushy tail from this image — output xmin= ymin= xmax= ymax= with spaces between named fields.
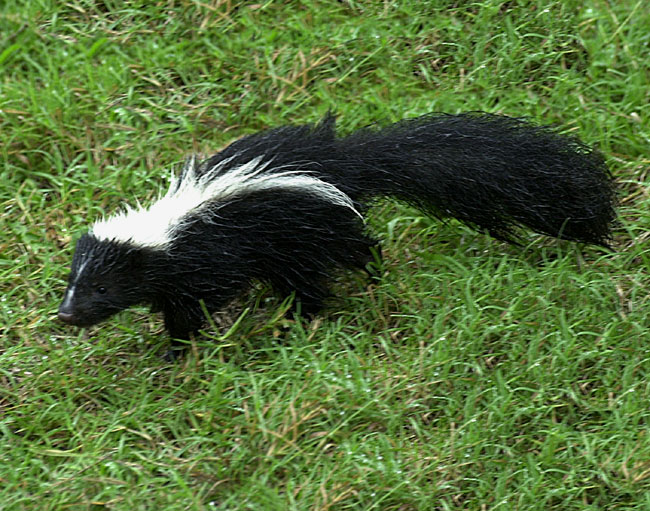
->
xmin=334 ymin=113 xmax=616 ymax=245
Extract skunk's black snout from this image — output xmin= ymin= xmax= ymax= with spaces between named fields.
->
xmin=58 ymin=294 xmax=80 ymax=325
xmin=57 ymin=297 xmax=98 ymax=327
xmin=57 ymin=309 xmax=76 ymax=324
xmin=58 ymin=288 xmax=91 ymax=326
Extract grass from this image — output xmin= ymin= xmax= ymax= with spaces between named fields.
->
xmin=1 ymin=0 xmax=650 ymax=509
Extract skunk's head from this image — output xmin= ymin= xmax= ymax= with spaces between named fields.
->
xmin=58 ymin=234 xmax=150 ymax=328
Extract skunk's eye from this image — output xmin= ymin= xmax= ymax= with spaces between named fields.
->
xmin=97 ymin=286 xmax=107 ymax=295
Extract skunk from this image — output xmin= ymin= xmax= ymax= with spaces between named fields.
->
xmin=58 ymin=112 xmax=616 ymax=345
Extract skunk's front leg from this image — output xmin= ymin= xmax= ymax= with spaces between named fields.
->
xmin=162 ymin=299 xmax=205 ymax=357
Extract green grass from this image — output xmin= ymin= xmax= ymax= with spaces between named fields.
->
xmin=2 ymin=0 xmax=650 ymax=509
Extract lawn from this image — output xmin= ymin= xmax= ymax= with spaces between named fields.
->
xmin=1 ymin=1 xmax=649 ymax=509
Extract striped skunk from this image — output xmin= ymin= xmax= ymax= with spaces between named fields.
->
xmin=58 ymin=112 xmax=616 ymax=346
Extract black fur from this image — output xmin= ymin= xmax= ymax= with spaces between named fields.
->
xmin=58 ymin=113 xmax=616 ymax=343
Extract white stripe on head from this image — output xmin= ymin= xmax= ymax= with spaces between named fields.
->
xmin=64 ymin=255 xmax=91 ymax=302
xmin=72 ymin=259 xmax=89 ymax=284
xmin=90 ymin=154 xmax=360 ymax=249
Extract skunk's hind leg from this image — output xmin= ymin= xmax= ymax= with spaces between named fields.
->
xmin=272 ymin=234 xmax=380 ymax=316
xmin=270 ymin=271 xmax=332 ymax=316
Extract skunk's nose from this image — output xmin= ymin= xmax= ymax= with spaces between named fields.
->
xmin=58 ymin=296 xmax=77 ymax=324
xmin=58 ymin=310 xmax=76 ymax=324
xmin=58 ymin=290 xmax=77 ymax=324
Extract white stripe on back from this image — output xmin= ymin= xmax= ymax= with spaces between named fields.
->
xmin=91 ymin=155 xmax=360 ymax=249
